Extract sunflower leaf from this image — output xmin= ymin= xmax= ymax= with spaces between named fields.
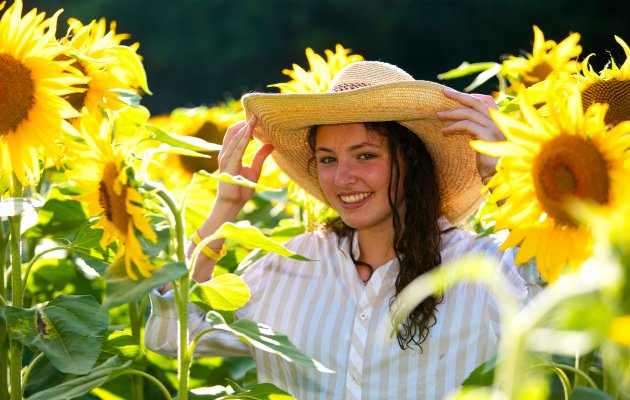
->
xmin=206 ymin=311 xmax=333 ymax=373
xmin=191 ymin=273 xmax=251 ymax=312
xmin=209 ymin=222 xmax=311 ymax=261
xmin=109 ymin=89 xmax=142 ymax=107
xmin=26 ymin=356 xmax=132 ymax=400
xmin=202 ymin=171 xmax=280 ymax=192
xmin=463 ymin=63 xmax=503 ymax=92
xmin=25 ymin=198 xmax=87 ymax=239
xmin=4 ymin=295 xmax=108 ymax=375
xmin=437 ymin=62 xmax=501 ymax=80
xmin=218 ymin=382 xmax=295 ymax=399
xmin=103 ymin=260 xmax=187 ymax=309
xmin=146 ymin=124 xmax=222 ymax=152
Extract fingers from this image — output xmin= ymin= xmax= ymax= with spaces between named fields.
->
xmin=442 ymin=88 xmax=497 ymax=115
xmin=249 ymin=143 xmax=274 ymax=181
xmin=438 ymin=88 xmax=504 ymax=142
xmin=218 ymin=117 xmax=257 ymax=173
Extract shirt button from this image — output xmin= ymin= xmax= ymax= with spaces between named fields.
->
xmin=359 ymin=312 xmax=368 ymax=320
xmin=351 ymin=375 xmax=359 ymax=382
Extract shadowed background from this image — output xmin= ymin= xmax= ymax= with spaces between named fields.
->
xmin=24 ymin=0 xmax=630 ymax=116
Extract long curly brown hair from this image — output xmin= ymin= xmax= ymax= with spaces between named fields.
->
xmin=308 ymin=121 xmax=444 ymax=350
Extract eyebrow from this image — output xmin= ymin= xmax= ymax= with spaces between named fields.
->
xmin=315 ymin=142 xmax=382 ymax=153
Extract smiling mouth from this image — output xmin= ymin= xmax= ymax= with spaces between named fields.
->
xmin=339 ymin=193 xmax=371 ymax=203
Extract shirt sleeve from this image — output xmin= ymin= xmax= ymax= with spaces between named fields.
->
xmin=144 ymin=288 xmax=250 ymax=357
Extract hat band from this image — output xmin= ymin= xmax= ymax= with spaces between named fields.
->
xmin=331 ymin=82 xmax=370 ymax=92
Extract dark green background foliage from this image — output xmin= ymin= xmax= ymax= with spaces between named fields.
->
xmin=25 ymin=0 xmax=630 ymax=114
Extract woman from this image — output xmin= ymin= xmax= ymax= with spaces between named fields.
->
xmin=146 ymin=61 xmax=528 ymax=399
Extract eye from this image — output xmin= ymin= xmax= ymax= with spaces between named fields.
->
xmin=318 ymin=156 xmax=336 ymax=164
xmin=358 ymin=153 xmax=376 ymax=160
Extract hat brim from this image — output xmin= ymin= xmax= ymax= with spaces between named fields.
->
xmin=242 ymin=80 xmax=484 ymax=224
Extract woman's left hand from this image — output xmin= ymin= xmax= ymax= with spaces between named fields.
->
xmin=437 ymin=88 xmax=504 ymax=182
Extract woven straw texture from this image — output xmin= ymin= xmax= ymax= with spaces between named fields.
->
xmin=242 ymin=61 xmax=484 ymax=224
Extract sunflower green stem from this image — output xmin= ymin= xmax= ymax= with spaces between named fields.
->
xmin=602 ymin=355 xmax=619 ymax=398
xmin=129 ymin=301 xmax=144 ymax=400
xmin=1 ymin=221 xmax=8 ymax=400
xmin=110 ymin=370 xmax=173 ymax=400
xmin=146 ymin=184 xmax=189 ymax=400
xmin=20 ymin=352 xmax=44 ymax=392
xmin=8 ymin=177 xmax=23 ymax=400
xmin=22 ymin=245 xmax=70 ymax=287
xmin=573 ymin=352 xmax=594 ymax=389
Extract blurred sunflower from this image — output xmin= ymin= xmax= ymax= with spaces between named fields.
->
xmin=501 ymin=25 xmax=582 ymax=91
xmin=67 ymin=113 xmax=158 ymax=280
xmin=269 ymin=44 xmax=364 ymax=93
xmin=147 ymin=100 xmax=243 ymax=192
xmin=577 ymin=36 xmax=630 ymax=127
xmin=59 ymin=17 xmax=151 ymax=117
xmin=0 ymin=0 xmax=85 ymax=186
xmin=473 ymin=84 xmax=630 ymax=282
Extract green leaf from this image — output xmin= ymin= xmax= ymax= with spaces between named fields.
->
xmin=462 ymin=351 xmax=496 ymax=387
xmin=103 ymin=261 xmax=187 ymax=309
xmin=5 ymin=295 xmax=108 ymax=375
xmin=147 ymin=124 xmax=222 ymax=152
xmin=0 ymin=172 xmax=8 ymax=196
xmin=191 ymin=273 xmax=251 ymax=312
xmin=109 ymin=88 xmax=142 ymax=107
xmin=26 ymin=198 xmax=87 ymax=238
xmin=211 ymin=222 xmax=311 ymax=262
xmin=26 ymin=356 xmax=132 ymax=400
xmin=201 ymin=171 xmax=281 ymax=193
xmin=437 ymin=61 xmax=501 ymax=80
xmin=101 ymin=330 xmax=144 ymax=360
xmin=218 ymin=382 xmax=295 ymax=399
xmin=137 ymin=216 xmax=171 ymax=258
xmin=69 ymin=223 xmax=117 ymax=267
xmin=206 ymin=312 xmax=333 ymax=373
xmin=463 ymin=63 xmax=502 ymax=92
xmin=569 ymin=387 xmax=613 ymax=400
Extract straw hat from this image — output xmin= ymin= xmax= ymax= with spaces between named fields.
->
xmin=242 ymin=61 xmax=484 ymax=224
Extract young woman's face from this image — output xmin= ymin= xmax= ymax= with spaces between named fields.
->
xmin=315 ymin=123 xmax=405 ymax=234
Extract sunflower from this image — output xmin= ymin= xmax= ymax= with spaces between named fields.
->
xmin=66 ymin=112 xmax=158 ymax=280
xmin=0 ymin=0 xmax=85 ymax=186
xmin=269 ymin=44 xmax=364 ymax=94
xmin=577 ymin=36 xmax=630 ymax=127
xmin=472 ymin=83 xmax=630 ymax=282
xmin=501 ymin=26 xmax=582 ymax=92
xmin=59 ymin=17 xmax=151 ymax=117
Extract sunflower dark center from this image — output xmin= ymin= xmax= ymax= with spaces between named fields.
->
xmin=0 ymin=53 xmax=35 ymax=136
xmin=524 ymin=61 xmax=554 ymax=86
xmin=56 ymin=55 xmax=89 ymax=111
xmin=180 ymin=121 xmax=222 ymax=173
xmin=98 ymin=162 xmax=130 ymax=234
xmin=532 ymin=135 xmax=609 ymax=227
xmin=581 ymin=80 xmax=630 ymax=127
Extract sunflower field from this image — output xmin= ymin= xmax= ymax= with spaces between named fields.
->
xmin=0 ymin=1 xmax=628 ymax=399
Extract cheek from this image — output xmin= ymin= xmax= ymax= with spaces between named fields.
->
xmin=316 ymin=167 xmax=335 ymax=193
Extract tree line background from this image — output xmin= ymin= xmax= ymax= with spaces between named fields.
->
xmin=25 ymin=0 xmax=630 ymax=116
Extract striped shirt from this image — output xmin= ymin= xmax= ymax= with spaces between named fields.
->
xmin=145 ymin=227 xmax=528 ymax=399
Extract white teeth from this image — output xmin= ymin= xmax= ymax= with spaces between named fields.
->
xmin=340 ymin=193 xmax=370 ymax=203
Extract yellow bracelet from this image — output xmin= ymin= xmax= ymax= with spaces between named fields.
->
xmin=191 ymin=231 xmax=227 ymax=261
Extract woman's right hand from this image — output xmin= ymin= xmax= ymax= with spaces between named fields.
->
xmin=216 ymin=117 xmax=274 ymax=208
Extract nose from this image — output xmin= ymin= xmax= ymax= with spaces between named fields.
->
xmin=334 ymin=161 xmax=357 ymax=187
